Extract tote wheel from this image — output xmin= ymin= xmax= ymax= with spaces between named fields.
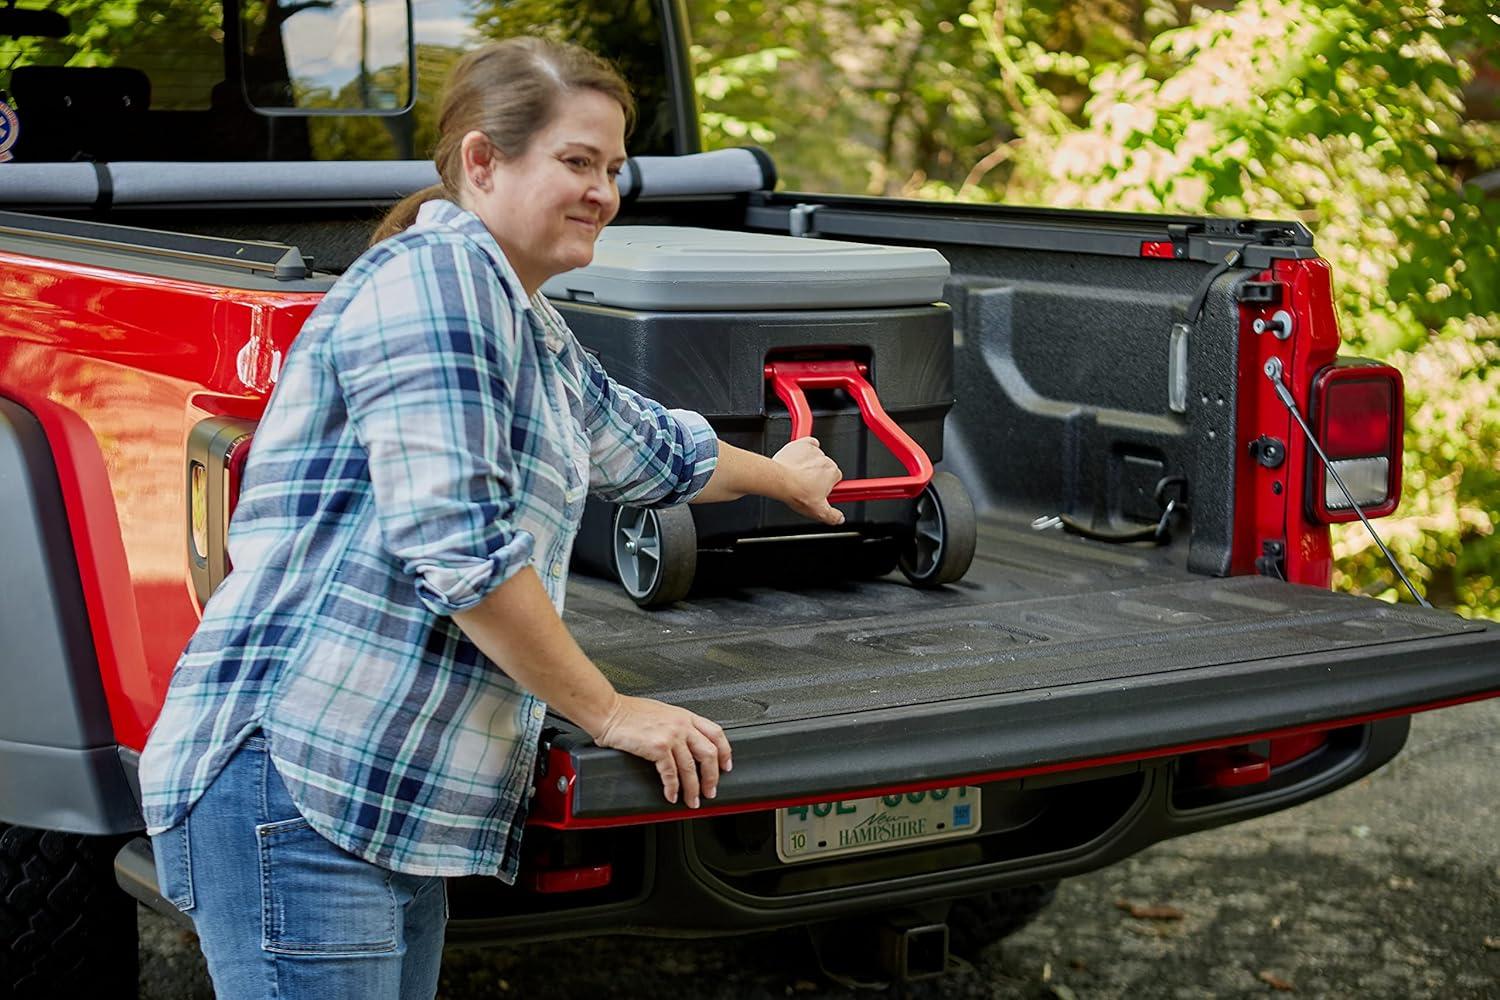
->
xmin=613 ymin=505 xmax=697 ymax=608
xmin=899 ymin=471 xmax=977 ymax=588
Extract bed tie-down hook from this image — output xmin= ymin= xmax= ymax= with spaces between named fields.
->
xmin=1031 ymin=476 xmax=1189 ymax=545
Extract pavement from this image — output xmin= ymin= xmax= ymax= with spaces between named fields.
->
xmin=138 ymin=697 xmax=1500 ymax=999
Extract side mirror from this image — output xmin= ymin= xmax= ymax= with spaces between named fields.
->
xmin=240 ymin=0 xmax=413 ymax=115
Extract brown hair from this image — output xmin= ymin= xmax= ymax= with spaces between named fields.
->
xmin=372 ymin=37 xmax=635 ymax=245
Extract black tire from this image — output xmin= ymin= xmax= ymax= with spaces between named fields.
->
xmin=0 ymin=823 xmax=138 ymax=999
xmin=612 ymin=504 xmax=698 ymax=608
xmin=945 ymin=880 xmax=1059 ymax=960
xmin=899 ymin=471 xmax=978 ymax=588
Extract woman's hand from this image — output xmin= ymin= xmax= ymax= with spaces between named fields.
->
xmin=772 ymin=437 xmax=844 ymax=525
xmin=690 ymin=437 xmax=843 ymax=524
xmin=593 ymin=694 xmax=734 ymax=808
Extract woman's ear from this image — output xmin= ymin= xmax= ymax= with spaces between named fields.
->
xmin=459 ymin=130 xmax=497 ymax=193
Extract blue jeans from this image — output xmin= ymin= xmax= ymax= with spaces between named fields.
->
xmin=150 ymin=732 xmax=447 ymax=1000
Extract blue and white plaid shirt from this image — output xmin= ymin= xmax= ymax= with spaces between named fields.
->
xmin=139 ymin=200 xmax=718 ymax=879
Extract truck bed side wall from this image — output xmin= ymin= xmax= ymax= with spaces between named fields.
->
xmin=932 ymin=243 xmax=1243 ymax=576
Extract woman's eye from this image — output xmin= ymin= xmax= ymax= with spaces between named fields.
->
xmin=567 ymin=157 xmax=589 ymax=169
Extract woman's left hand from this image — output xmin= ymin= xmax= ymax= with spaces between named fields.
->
xmin=772 ymin=437 xmax=844 ymax=525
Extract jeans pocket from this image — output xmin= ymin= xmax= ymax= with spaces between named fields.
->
xmin=150 ymin=821 xmax=195 ymax=913
xmin=256 ymin=816 xmax=399 ymax=956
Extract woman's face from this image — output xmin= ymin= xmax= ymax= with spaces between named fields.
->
xmin=461 ymin=89 xmax=627 ymax=295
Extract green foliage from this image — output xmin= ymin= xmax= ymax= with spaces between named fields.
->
xmin=690 ymin=0 xmax=1500 ymax=616
xmin=688 ymin=1 xmax=1016 ymax=195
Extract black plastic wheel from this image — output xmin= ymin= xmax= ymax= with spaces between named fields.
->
xmin=0 ymin=823 xmax=138 ymax=999
xmin=612 ymin=504 xmax=698 ymax=608
xmin=899 ymin=471 xmax=977 ymax=588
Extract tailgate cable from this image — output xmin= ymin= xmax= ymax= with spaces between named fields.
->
xmin=1032 ymin=476 xmax=1187 ymax=545
xmin=1184 ymin=244 xmax=1253 ymax=329
xmin=1262 ymin=357 xmax=1431 ymax=608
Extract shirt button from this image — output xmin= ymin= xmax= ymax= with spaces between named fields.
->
xmin=531 ymin=704 xmax=546 ymax=722
xmin=550 ymin=562 xmax=563 ymax=578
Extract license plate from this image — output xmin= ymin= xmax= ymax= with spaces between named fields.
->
xmin=776 ymin=786 xmax=982 ymax=864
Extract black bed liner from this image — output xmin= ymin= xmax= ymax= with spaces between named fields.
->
xmin=554 ymin=511 xmax=1500 ymax=819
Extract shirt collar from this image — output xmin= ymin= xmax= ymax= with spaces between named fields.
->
xmin=413 ymin=199 xmax=532 ymax=309
xmin=527 ymin=291 xmax=573 ymax=354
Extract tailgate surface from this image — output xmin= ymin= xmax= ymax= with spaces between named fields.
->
xmin=555 ymin=512 xmax=1500 ymax=818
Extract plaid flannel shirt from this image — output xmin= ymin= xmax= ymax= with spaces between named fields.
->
xmin=138 ymin=200 xmax=718 ymax=879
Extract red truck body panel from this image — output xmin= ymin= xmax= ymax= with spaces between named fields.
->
xmin=1231 ymin=257 xmax=1343 ymax=585
xmin=0 ymin=250 xmax=315 ymax=750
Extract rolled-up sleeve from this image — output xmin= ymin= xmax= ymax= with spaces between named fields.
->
xmin=578 ymin=348 xmax=719 ymax=507
xmin=329 ymin=237 xmax=534 ymax=615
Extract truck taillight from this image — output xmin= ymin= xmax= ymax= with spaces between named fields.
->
xmin=1306 ymin=361 xmax=1403 ymax=523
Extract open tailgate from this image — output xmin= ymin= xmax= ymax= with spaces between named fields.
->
xmin=538 ymin=515 xmax=1500 ymax=826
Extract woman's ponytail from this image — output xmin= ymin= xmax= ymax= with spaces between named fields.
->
xmin=371 ymin=184 xmax=448 ymax=246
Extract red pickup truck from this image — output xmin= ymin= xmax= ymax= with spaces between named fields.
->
xmin=1 ymin=0 xmax=1498 ymax=994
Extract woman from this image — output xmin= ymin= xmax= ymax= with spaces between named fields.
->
xmin=138 ymin=38 xmax=843 ymax=1000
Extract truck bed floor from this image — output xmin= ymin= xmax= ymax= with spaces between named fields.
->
xmin=564 ymin=510 xmax=1485 ymax=729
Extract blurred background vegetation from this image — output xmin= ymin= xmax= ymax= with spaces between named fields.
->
xmin=688 ymin=0 xmax=1500 ymax=616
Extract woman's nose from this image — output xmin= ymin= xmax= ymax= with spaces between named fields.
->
xmin=588 ymin=180 xmax=619 ymax=218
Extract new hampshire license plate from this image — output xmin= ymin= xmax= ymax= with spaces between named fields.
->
xmin=776 ymin=786 xmax=982 ymax=864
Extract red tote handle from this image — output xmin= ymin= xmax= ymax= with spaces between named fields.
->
xmin=764 ymin=359 xmax=934 ymax=502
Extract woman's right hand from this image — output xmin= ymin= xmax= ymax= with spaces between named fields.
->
xmin=592 ymin=695 xmax=733 ymax=808
xmin=771 ymin=436 xmax=844 ymax=525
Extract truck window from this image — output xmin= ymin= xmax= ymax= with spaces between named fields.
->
xmin=0 ymin=0 xmax=676 ymax=163
xmin=239 ymin=0 xmax=413 ymax=114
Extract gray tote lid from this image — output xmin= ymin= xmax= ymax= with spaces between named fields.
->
xmin=541 ymin=226 xmax=950 ymax=311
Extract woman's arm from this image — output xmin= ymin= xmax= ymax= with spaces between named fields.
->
xmin=452 ymin=433 xmax=840 ymax=809
xmin=451 ymin=567 xmax=732 ymax=809
xmin=692 ymin=437 xmax=845 ymax=525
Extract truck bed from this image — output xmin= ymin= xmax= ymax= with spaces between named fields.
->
xmin=2 ymin=192 xmax=1496 ymax=835
xmin=553 ymin=509 xmax=1500 ymax=819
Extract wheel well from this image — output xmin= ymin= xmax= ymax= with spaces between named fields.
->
xmin=0 ymin=398 xmax=140 ymax=834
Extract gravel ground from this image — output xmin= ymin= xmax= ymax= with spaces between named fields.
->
xmin=139 ymin=697 xmax=1500 ymax=999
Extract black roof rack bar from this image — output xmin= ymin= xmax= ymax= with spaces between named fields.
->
xmin=0 ymin=210 xmax=310 ymax=280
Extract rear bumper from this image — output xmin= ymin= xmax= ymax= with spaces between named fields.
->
xmin=0 ymin=738 xmax=141 ymax=834
xmin=438 ymin=716 xmax=1409 ymax=944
